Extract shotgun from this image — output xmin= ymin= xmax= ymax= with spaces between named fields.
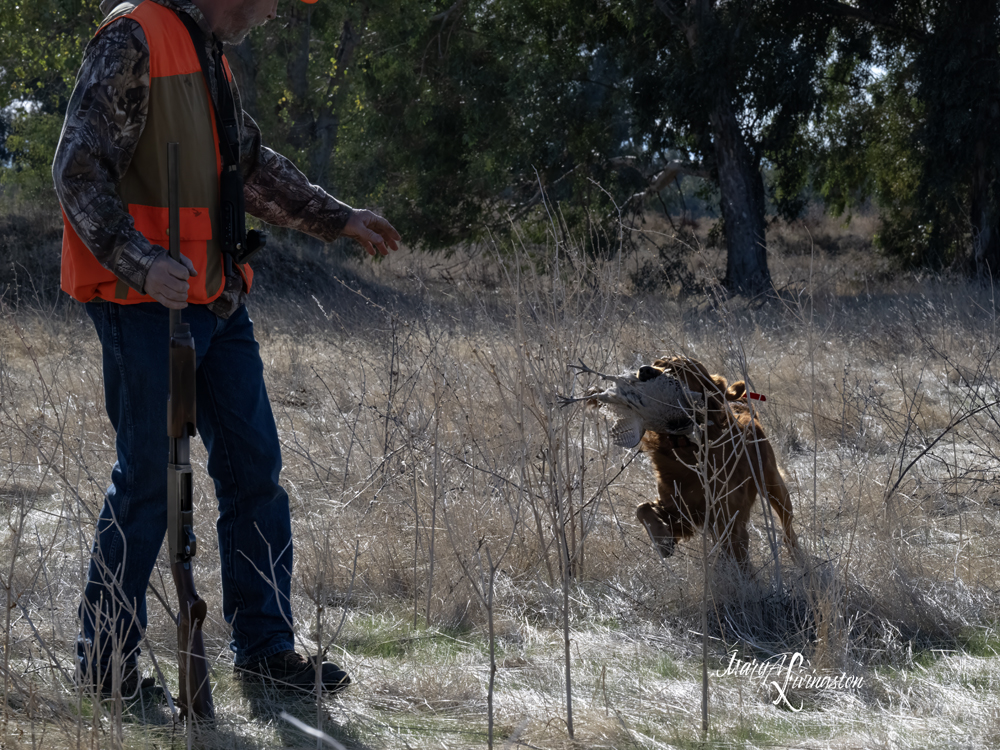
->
xmin=165 ymin=141 xmax=215 ymax=721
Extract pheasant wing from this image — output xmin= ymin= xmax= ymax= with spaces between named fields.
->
xmin=609 ymin=415 xmax=645 ymax=449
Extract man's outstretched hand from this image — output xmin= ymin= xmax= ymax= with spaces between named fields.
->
xmin=342 ymin=209 xmax=401 ymax=256
xmin=145 ymin=249 xmax=197 ymax=309
xmin=144 ymin=210 xmax=399 ymax=308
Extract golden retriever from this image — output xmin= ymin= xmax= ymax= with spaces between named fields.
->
xmin=634 ymin=356 xmax=799 ymax=568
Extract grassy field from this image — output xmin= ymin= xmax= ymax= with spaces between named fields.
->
xmin=3 ymin=210 xmax=1000 ymax=749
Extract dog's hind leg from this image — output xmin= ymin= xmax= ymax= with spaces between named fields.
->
xmin=764 ymin=464 xmax=800 ymax=560
xmin=726 ymin=522 xmax=752 ymax=572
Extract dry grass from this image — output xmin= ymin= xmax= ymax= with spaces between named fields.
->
xmin=3 ymin=214 xmax=1000 ymax=748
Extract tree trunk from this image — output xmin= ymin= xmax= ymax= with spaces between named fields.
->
xmin=307 ymin=17 xmax=365 ymax=191
xmin=967 ymin=3 xmax=1000 ymax=277
xmin=308 ymin=110 xmax=338 ymax=190
xmin=970 ymin=139 xmax=1000 ymax=276
xmin=710 ymin=95 xmax=771 ymax=295
xmin=286 ymin=3 xmax=314 ymax=152
xmin=658 ymin=0 xmax=773 ymax=296
xmin=282 ymin=9 xmax=366 ymax=194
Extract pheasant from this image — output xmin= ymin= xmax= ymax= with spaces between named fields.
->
xmin=559 ymin=361 xmax=705 ymax=448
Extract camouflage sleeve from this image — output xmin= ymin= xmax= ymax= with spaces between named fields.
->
xmin=51 ymin=20 xmax=164 ymax=295
xmin=239 ymin=113 xmax=353 ymax=243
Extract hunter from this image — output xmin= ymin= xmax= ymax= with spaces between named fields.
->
xmin=52 ymin=0 xmax=399 ymax=698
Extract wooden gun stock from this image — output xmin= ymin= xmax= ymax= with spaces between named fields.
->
xmin=165 ymin=142 xmax=215 ymax=721
xmin=171 ymin=561 xmax=213 ymax=720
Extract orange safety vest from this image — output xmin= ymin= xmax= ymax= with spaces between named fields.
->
xmin=60 ymin=0 xmax=253 ymax=304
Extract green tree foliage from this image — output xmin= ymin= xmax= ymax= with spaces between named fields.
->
xmin=629 ymin=0 xmax=839 ymax=292
xmin=0 ymin=0 xmax=102 ymax=196
xmin=228 ymin=0 xmax=377 ymax=195
xmin=813 ymin=0 xmax=1000 ymax=274
xmin=3 ymin=0 xmax=998 ymax=286
xmin=342 ymin=0 xmax=841 ymax=294
xmin=336 ymin=0 xmax=638 ymax=250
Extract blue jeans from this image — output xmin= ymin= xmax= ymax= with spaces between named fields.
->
xmin=78 ymin=301 xmax=294 ymax=673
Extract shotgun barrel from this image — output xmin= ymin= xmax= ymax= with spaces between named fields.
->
xmin=165 ymin=141 xmax=215 ymax=721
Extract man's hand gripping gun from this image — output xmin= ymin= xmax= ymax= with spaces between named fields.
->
xmin=165 ymin=142 xmax=215 ymax=721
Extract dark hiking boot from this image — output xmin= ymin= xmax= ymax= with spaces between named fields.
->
xmin=234 ymin=650 xmax=350 ymax=694
xmin=77 ymin=660 xmax=157 ymax=700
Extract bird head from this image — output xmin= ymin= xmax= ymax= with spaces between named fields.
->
xmin=645 ymin=356 xmax=730 ymax=426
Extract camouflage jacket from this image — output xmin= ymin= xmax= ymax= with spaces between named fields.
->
xmin=52 ymin=0 xmax=353 ymax=318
